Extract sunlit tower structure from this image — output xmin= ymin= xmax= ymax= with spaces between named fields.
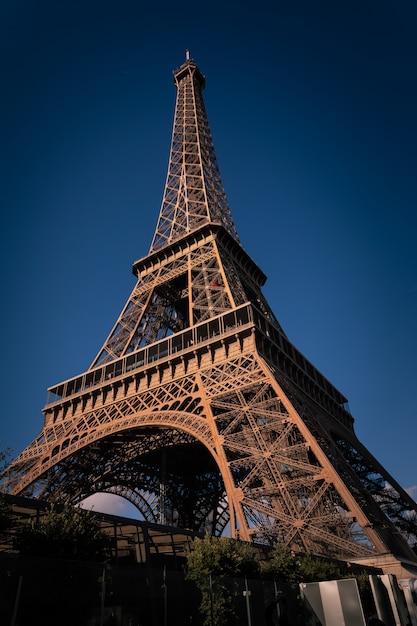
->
xmin=4 ymin=54 xmax=417 ymax=575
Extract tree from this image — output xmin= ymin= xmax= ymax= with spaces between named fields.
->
xmin=14 ymin=502 xmax=111 ymax=560
xmin=260 ymin=543 xmax=301 ymax=584
xmin=13 ymin=503 xmax=111 ymax=626
xmin=186 ymin=534 xmax=260 ymax=626
xmin=261 ymin=543 xmax=367 ymax=586
xmin=298 ymin=554 xmax=341 ymax=582
xmin=0 ymin=495 xmax=11 ymax=533
xmin=187 ymin=533 xmax=259 ymax=579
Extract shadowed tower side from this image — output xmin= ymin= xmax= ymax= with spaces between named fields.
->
xmin=4 ymin=54 xmax=417 ymax=575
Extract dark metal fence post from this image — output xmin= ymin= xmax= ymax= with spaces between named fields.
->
xmin=99 ymin=564 xmax=106 ymax=626
xmin=209 ymin=573 xmax=214 ymax=626
xmin=244 ymin=576 xmax=252 ymax=626
xmin=10 ymin=574 xmax=23 ymax=626
xmin=163 ymin=565 xmax=167 ymax=626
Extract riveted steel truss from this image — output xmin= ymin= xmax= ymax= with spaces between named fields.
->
xmin=150 ymin=59 xmax=239 ymax=252
xmin=3 ymin=56 xmax=416 ymax=568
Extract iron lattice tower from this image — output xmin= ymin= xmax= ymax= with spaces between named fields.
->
xmin=4 ymin=55 xmax=417 ymax=569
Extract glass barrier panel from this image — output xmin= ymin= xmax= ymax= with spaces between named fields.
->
xmin=196 ymin=323 xmax=209 ymax=342
xmin=208 ymin=318 xmax=220 ymax=337
xmin=223 ymin=311 xmax=236 ymax=331
xmin=159 ymin=340 xmax=169 ymax=358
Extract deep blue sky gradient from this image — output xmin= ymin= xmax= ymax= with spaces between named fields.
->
xmin=1 ymin=0 xmax=416 ymax=515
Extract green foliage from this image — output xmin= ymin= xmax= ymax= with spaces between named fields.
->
xmin=9 ymin=499 xmax=109 ymax=625
xmin=186 ymin=534 xmax=260 ymax=625
xmin=14 ymin=502 xmax=111 ymax=561
xmin=0 ymin=494 xmax=12 ymax=533
xmin=345 ymin=568 xmax=368 ymax=590
xmin=260 ymin=543 xmax=365 ymax=586
xmin=198 ymin=576 xmax=239 ymax=626
xmin=260 ymin=543 xmax=301 ymax=583
xmin=298 ymin=554 xmax=341 ymax=582
xmin=187 ymin=533 xmax=259 ymax=579
xmin=186 ymin=535 xmax=373 ymax=624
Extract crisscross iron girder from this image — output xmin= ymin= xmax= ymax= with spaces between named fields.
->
xmin=6 ymin=327 xmax=417 ymax=562
xmin=150 ymin=59 xmax=239 ymax=252
xmin=90 ymin=226 xmax=279 ymax=369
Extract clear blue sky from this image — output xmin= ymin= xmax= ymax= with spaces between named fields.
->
xmin=1 ymin=1 xmax=416 ymax=515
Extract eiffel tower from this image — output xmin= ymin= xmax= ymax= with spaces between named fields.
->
xmin=4 ymin=53 xmax=417 ymax=572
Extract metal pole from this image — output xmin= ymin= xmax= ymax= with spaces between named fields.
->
xmin=163 ymin=565 xmax=167 ymax=626
xmin=99 ymin=565 xmax=106 ymax=626
xmin=209 ymin=573 xmax=214 ymax=626
xmin=244 ymin=577 xmax=252 ymax=626
xmin=10 ymin=575 xmax=23 ymax=626
xmin=274 ymin=580 xmax=281 ymax=624
xmin=159 ymin=449 xmax=166 ymax=525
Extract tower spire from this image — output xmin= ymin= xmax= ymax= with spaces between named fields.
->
xmin=150 ymin=57 xmax=240 ymax=253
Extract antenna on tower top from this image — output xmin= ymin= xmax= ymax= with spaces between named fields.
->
xmin=185 ymin=49 xmax=190 ymax=61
